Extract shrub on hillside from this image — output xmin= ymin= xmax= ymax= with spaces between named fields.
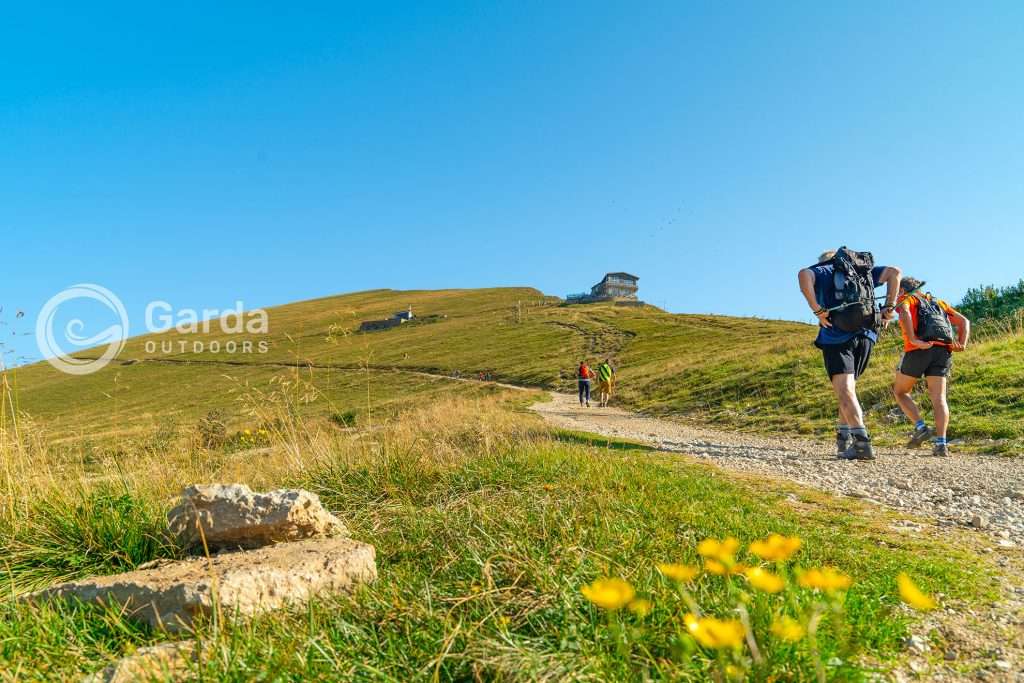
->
xmin=958 ymin=279 xmax=1024 ymax=321
xmin=195 ymin=409 xmax=228 ymax=450
xmin=329 ymin=409 xmax=358 ymax=428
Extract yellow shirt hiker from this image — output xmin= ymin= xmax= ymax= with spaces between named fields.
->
xmin=596 ymin=360 xmax=615 ymax=407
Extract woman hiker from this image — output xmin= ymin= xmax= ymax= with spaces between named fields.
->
xmin=577 ymin=360 xmax=595 ymax=407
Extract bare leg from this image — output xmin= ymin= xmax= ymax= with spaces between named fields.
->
xmin=892 ymin=372 xmax=922 ymax=423
xmin=926 ymin=376 xmax=949 ymax=437
xmin=831 ymin=373 xmax=865 ymax=428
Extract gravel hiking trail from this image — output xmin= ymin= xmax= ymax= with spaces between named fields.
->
xmin=533 ymin=391 xmax=1024 ymax=680
xmin=533 ymin=391 xmax=1024 ymax=547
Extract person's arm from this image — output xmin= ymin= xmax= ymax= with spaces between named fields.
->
xmin=947 ymin=308 xmax=971 ymax=351
xmin=798 ymin=268 xmax=831 ymax=328
xmin=877 ymin=266 xmax=902 ymax=322
xmin=898 ymin=304 xmax=932 ymax=350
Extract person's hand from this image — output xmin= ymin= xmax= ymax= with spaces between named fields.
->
xmin=951 ymin=341 xmax=967 ymax=352
xmin=911 ymin=338 xmax=933 ymax=350
xmin=881 ymin=305 xmax=897 ymax=323
xmin=815 ymin=309 xmax=832 ymax=328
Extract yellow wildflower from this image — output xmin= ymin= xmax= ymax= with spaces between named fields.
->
xmin=798 ymin=567 xmax=852 ymax=593
xmin=697 ymin=537 xmax=740 ymax=562
xmin=628 ymin=598 xmax=653 ymax=617
xmin=657 ymin=563 xmax=700 ymax=583
xmin=705 ymin=560 xmax=747 ymax=576
xmin=896 ymin=572 xmax=937 ymax=611
xmin=744 ymin=566 xmax=784 ymax=593
xmin=581 ymin=577 xmax=635 ymax=610
xmin=749 ymin=534 xmax=802 ymax=562
xmin=684 ymin=613 xmax=745 ymax=649
xmin=705 ymin=559 xmax=726 ymax=575
xmin=770 ymin=616 xmax=805 ymax=642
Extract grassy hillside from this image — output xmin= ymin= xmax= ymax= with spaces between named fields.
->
xmin=8 ymin=286 xmax=1024 ymax=452
xmin=0 ymin=396 xmax=1000 ymax=680
xmin=2 ymin=288 xmax=1015 ymax=679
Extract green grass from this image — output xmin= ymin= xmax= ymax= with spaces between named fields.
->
xmin=0 ymin=416 xmax=996 ymax=680
xmin=10 ymin=286 xmax=1022 ymax=452
xmin=0 ymin=486 xmax=181 ymax=594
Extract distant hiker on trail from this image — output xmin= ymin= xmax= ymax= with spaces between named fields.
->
xmin=892 ymin=277 xmax=971 ymax=457
xmin=798 ymin=247 xmax=901 ymax=461
xmin=597 ymin=359 xmax=615 ymax=407
xmin=577 ymin=361 xmax=595 ymax=407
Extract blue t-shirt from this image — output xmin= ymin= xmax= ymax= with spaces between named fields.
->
xmin=811 ymin=264 xmax=887 ymax=345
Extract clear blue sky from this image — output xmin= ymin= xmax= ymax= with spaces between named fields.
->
xmin=3 ymin=1 xmax=1022 ymax=365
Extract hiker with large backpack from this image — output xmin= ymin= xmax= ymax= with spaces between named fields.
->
xmin=891 ymin=277 xmax=971 ymax=457
xmin=577 ymin=360 xmax=595 ymax=407
xmin=597 ymin=359 xmax=615 ymax=407
xmin=797 ymin=248 xmax=901 ymax=460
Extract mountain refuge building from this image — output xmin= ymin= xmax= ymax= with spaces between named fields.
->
xmin=566 ymin=273 xmax=641 ymax=304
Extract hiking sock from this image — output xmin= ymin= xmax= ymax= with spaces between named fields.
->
xmin=838 ymin=424 xmax=851 ymax=438
xmin=914 ymin=419 xmax=926 ymax=431
xmin=933 ymin=436 xmax=948 ymax=445
xmin=850 ymin=427 xmax=869 ymax=440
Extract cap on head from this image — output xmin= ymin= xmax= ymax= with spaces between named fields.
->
xmin=818 ymin=250 xmax=837 ymax=263
xmin=900 ymin=277 xmax=925 ymax=294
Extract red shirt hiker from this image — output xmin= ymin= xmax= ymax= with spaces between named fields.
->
xmin=577 ymin=363 xmax=594 ymax=406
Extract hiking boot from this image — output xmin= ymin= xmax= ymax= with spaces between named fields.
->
xmin=839 ymin=436 xmax=875 ymax=461
xmin=932 ymin=442 xmax=950 ymax=457
xmin=906 ymin=424 xmax=934 ymax=448
xmin=836 ymin=431 xmax=852 ymax=456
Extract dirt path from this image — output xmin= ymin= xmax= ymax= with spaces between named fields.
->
xmin=533 ymin=392 xmax=1024 ymax=547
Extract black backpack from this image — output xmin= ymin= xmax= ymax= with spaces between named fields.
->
xmin=818 ymin=247 xmax=880 ymax=333
xmin=915 ymin=295 xmax=955 ymax=343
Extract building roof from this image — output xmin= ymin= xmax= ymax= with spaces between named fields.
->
xmin=603 ymin=272 xmax=639 ymax=281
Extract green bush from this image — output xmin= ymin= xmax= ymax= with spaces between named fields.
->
xmin=959 ymin=279 xmax=1024 ymax=321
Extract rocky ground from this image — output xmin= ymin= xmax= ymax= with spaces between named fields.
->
xmin=533 ymin=392 xmax=1024 ymax=681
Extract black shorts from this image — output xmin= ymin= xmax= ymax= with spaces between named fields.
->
xmin=899 ymin=347 xmax=953 ymax=378
xmin=820 ymin=336 xmax=875 ymax=379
